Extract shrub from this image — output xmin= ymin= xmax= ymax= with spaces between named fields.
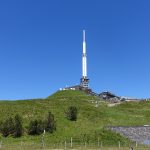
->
xmin=28 ymin=119 xmax=43 ymax=135
xmin=1 ymin=117 xmax=15 ymax=137
xmin=13 ymin=114 xmax=23 ymax=137
xmin=65 ymin=106 xmax=77 ymax=121
xmin=1 ymin=114 xmax=23 ymax=137
xmin=43 ymin=112 xmax=56 ymax=133
xmin=0 ymin=121 xmax=2 ymax=132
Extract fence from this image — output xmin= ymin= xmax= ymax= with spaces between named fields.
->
xmin=0 ymin=138 xmax=150 ymax=150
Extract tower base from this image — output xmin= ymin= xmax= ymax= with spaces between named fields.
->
xmin=80 ymin=77 xmax=89 ymax=88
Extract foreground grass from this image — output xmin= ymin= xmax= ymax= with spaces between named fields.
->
xmin=0 ymin=90 xmax=150 ymax=148
xmin=0 ymin=141 xmax=150 ymax=150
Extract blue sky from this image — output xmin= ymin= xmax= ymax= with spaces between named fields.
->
xmin=0 ymin=0 xmax=150 ymax=99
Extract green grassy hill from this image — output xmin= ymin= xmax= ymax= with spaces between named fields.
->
xmin=0 ymin=90 xmax=150 ymax=148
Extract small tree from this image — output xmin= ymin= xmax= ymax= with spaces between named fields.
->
xmin=28 ymin=119 xmax=43 ymax=135
xmin=1 ymin=117 xmax=14 ymax=137
xmin=13 ymin=114 xmax=23 ymax=137
xmin=65 ymin=106 xmax=78 ymax=121
xmin=0 ymin=121 xmax=2 ymax=132
xmin=44 ymin=112 xmax=56 ymax=133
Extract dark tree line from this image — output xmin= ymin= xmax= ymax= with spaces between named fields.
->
xmin=0 ymin=106 xmax=77 ymax=138
xmin=0 ymin=112 xmax=56 ymax=137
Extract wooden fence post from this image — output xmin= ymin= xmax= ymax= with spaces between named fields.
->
xmin=0 ymin=141 xmax=2 ymax=149
xmin=98 ymin=138 xmax=100 ymax=147
xmin=65 ymin=141 xmax=67 ymax=150
xmin=85 ymin=141 xmax=86 ymax=149
xmin=101 ymin=141 xmax=103 ymax=149
xmin=118 ymin=141 xmax=120 ymax=149
xmin=136 ymin=141 xmax=138 ymax=147
xmin=71 ymin=137 xmax=73 ymax=148
xmin=20 ymin=141 xmax=23 ymax=150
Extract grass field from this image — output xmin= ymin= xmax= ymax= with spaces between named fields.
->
xmin=0 ymin=90 xmax=150 ymax=149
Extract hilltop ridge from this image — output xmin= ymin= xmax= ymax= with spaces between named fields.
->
xmin=0 ymin=90 xmax=150 ymax=147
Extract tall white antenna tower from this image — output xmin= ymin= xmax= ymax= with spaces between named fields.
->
xmin=80 ymin=30 xmax=89 ymax=88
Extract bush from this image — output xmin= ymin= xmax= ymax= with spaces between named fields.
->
xmin=43 ymin=112 xmax=56 ymax=133
xmin=1 ymin=114 xmax=23 ymax=137
xmin=1 ymin=117 xmax=15 ymax=137
xmin=28 ymin=119 xmax=43 ymax=135
xmin=13 ymin=114 xmax=23 ymax=137
xmin=65 ymin=106 xmax=77 ymax=121
xmin=0 ymin=121 xmax=2 ymax=132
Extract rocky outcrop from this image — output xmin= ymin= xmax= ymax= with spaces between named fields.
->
xmin=108 ymin=126 xmax=150 ymax=144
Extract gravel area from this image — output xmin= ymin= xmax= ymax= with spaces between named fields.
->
xmin=108 ymin=126 xmax=150 ymax=144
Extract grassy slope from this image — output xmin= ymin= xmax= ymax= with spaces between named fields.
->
xmin=0 ymin=90 xmax=150 ymax=146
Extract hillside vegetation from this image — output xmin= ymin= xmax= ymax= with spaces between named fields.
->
xmin=0 ymin=90 xmax=150 ymax=148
